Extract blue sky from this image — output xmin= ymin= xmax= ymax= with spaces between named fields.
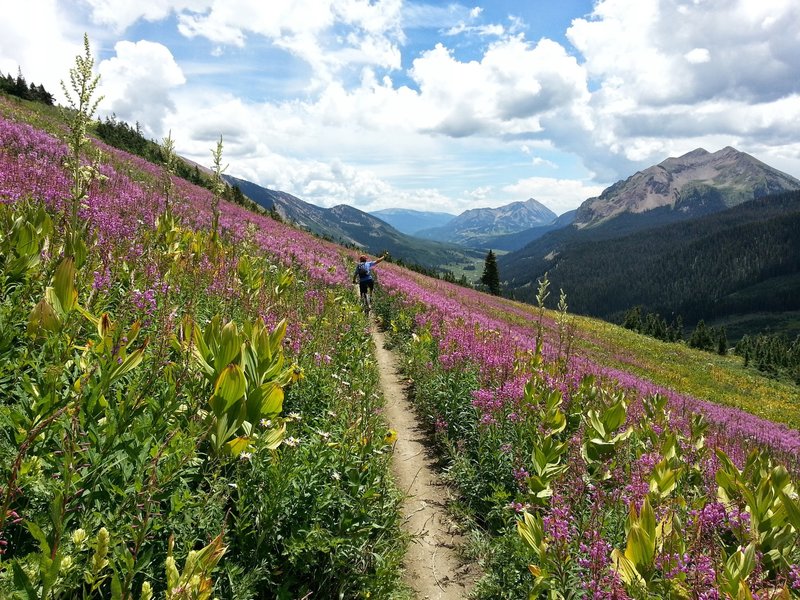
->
xmin=2 ymin=0 xmax=800 ymax=216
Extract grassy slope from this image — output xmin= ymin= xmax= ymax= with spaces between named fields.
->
xmin=570 ymin=311 xmax=800 ymax=427
xmin=6 ymin=93 xmax=796 ymax=432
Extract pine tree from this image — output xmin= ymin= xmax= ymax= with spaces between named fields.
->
xmin=688 ymin=320 xmax=712 ymax=351
xmin=717 ymin=326 xmax=728 ymax=355
xmin=622 ymin=306 xmax=643 ymax=332
xmin=481 ymin=250 xmax=501 ymax=296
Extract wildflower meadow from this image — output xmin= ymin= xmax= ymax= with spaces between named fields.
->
xmin=0 ymin=41 xmax=405 ymax=599
xmin=373 ymin=264 xmax=800 ymax=598
xmin=2 ymin=38 xmax=800 ymax=599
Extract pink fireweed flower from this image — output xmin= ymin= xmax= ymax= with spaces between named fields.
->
xmin=790 ymin=564 xmax=800 ymax=590
xmin=543 ymin=494 xmax=573 ymax=545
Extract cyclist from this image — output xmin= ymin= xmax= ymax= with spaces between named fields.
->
xmin=352 ymin=253 xmax=387 ymax=312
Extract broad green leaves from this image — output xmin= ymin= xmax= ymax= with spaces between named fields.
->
xmin=177 ymin=314 xmax=293 ymax=456
xmin=27 ymin=257 xmax=78 ymax=336
xmin=580 ymin=385 xmax=633 ymax=478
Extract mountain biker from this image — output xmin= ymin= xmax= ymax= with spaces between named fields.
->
xmin=353 ymin=253 xmax=387 ymax=309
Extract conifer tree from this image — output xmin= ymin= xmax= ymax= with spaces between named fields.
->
xmin=717 ymin=326 xmax=728 ymax=355
xmin=481 ymin=249 xmax=501 ymax=296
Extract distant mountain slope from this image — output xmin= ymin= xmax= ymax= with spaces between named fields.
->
xmin=370 ymin=208 xmax=455 ymax=235
xmin=499 ymin=147 xmax=800 ymax=313
xmin=575 ymin=146 xmax=800 ymax=227
xmin=416 ymin=198 xmax=557 ymax=248
xmin=226 ymin=175 xmax=481 ymax=268
xmin=482 ymin=209 xmax=576 ymax=252
xmin=503 ymin=191 xmax=800 ymax=331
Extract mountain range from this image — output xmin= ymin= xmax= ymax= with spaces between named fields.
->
xmin=574 ymin=146 xmax=800 ymax=227
xmin=225 ymin=175 xmax=482 ymax=269
xmin=369 ymin=208 xmax=456 ymax=235
xmin=224 ymin=146 xmax=800 ymax=339
xmin=415 ymin=198 xmax=557 ymax=248
xmin=498 ymin=147 xmax=800 ymax=337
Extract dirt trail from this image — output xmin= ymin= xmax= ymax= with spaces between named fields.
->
xmin=371 ymin=326 xmax=479 ymax=599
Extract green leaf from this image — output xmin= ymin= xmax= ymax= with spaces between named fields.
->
xmin=517 ymin=511 xmax=546 ymax=560
xmin=26 ymin=520 xmax=50 ymax=556
xmin=11 ymin=562 xmax=37 ymax=600
xmin=640 ymin=496 xmax=656 ymax=540
xmin=67 ymin=233 xmax=88 ymax=269
xmin=111 ymin=573 xmax=122 ymax=600
xmin=242 ymin=339 xmax=259 ymax=387
xmin=14 ymin=221 xmax=37 ymax=257
xmin=625 ymin=523 xmax=652 ymax=570
xmin=263 ymin=423 xmax=285 ymax=450
xmin=603 ymin=398 xmax=628 ymax=432
xmin=780 ymin=490 xmax=800 ymax=531
xmin=650 ymin=459 xmax=681 ymax=498
xmin=27 ymin=297 xmax=61 ymax=336
xmin=211 ymin=413 xmax=239 ymax=452
xmin=260 ymin=382 xmax=284 ymax=418
xmin=611 ymin=549 xmax=645 ymax=587
xmin=587 ymin=410 xmax=605 ymax=437
xmin=582 ymin=438 xmax=616 ymax=462
xmin=268 ymin=319 xmax=287 ymax=356
xmin=53 ymin=256 xmax=78 ymax=314
xmin=263 ymin=354 xmax=285 ymax=382
xmin=212 ymin=364 xmax=246 ymax=414
xmin=225 ymin=436 xmax=251 ymax=456
xmin=42 ymin=551 xmax=63 ymax=594
xmin=107 ymin=346 xmax=146 ymax=383
xmin=215 ymin=321 xmax=241 ymax=373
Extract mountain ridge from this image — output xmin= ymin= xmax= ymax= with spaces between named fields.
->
xmin=575 ymin=146 xmax=800 ymax=227
xmin=225 ymin=174 xmax=482 ymax=269
xmin=416 ymin=197 xmax=557 ymax=248
xmin=369 ymin=208 xmax=456 ymax=235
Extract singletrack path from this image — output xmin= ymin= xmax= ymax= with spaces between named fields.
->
xmin=371 ymin=326 xmax=479 ymax=599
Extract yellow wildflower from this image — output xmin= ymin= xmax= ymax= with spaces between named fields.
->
xmin=290 ymin=363 xmax=304 ymax=383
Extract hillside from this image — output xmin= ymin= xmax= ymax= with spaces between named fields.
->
xmin=502 ymin=191 xmax=800 ymax=333
xmin=4 ymin=88 xmax=800 ymax=600
xmin=226 ymin=174 xmax=482 ymax=268
xmin=0 ymin=94 xmax=409 ymax=598
xmin=416 ymin=197 xmax=557 ymax=248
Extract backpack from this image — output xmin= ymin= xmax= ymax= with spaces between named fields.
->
xmin=356 ymin=262 xmax=369 ymax=278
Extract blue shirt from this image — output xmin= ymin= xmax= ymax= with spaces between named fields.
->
xmin=355 ymin=261 xmax=376 ymax=282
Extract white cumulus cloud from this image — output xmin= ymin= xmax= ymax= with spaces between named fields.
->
xmin=98 ymin=40 xmax=186 ymax=137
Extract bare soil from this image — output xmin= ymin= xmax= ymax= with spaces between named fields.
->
xmin=371 ymin=327 xmax=480 ymax=599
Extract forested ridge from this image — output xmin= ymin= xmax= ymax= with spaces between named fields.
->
xmin=505 ymin=191 xmax=800 ymax=328
xmin=0 ymin=69 xmax=54 ymax=105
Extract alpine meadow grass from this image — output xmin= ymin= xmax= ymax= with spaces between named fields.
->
xmin=3 ymin=36 xmax=800 ymax=600
xmin=0 ymin=45 xmax=406 ymax=598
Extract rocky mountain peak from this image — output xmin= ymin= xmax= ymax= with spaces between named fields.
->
xmin=574 ymin=146 xmax=800 ymax=227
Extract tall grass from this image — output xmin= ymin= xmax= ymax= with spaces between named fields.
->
xmin=0 ymin=92 xmax=407 ymax=598
xmin=374 ymin=265 xmax=800 ymax=598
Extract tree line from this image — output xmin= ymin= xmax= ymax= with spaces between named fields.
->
xmin=0 ymin=68 xmax=55 ymax=105
xmin=622 ymin=306 xmax=728 ymax=354
xmin=505 ymin=191 xmax=800 ymax=329
xmin=623 ymin=306 xmax=799 ymax=385
xmin=735 ymin=333 xmax=800 ymax=384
